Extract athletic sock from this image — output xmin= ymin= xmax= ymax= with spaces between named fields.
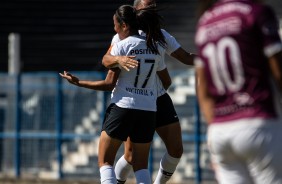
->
xmin=115 ymin=155 xmax=132 ymax=183
xmin=117 ymin=179 xmax=126 ymax=184
xmin=100 ymin=165 xmax=116 ymax=184
xmin=135 ymin=169 xmax=151 ymax=184
xmin=153 ymin=152 xmax=180 ymax=184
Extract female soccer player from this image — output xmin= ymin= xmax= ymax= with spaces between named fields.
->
xmin=195 ymin=0 xmax=282 ymax=183
xmin=102 ymin=1 xmax=196 ymax=183
xmin=62 ymin=4 xmax=169 ymax=183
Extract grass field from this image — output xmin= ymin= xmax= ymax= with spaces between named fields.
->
xmin=0 ymin=178 xmax=218 ymax=184
xmin=0 ymin=178 xmax=100 ymax=184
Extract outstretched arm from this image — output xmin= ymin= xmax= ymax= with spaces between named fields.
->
xmin=102 ymin=45 xmax=138 ymax=71
xmin=59 ymin=68 xmax=120 ymax=91
xmin=170 ymin=47 xmax=196 ymax=66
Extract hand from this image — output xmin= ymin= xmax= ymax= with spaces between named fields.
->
xmin=117 ymin=56 xmax=138 ymax=71
xmin=59 ymin=71 xmax=80 ymax=86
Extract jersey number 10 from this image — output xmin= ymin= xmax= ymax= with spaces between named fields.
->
xmin=202 ymin=37 xmax=245 ymax=95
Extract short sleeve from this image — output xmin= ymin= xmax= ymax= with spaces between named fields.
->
xmin=156 ymin=49 xmax=167 ymax=71
xmin=110 ymin=43 xmax=119 ymax=56
xmin=109 ymin=43 xmax=121 ymax=68
xmin=111 ymin=34 xmax=121 ymax=45
xmin=161 ymin=29 xmax=181 ymax=55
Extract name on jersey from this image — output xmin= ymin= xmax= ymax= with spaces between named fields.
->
xmin=196 ymin=17 xmax=241 ymax=44
xmin=130 ymin=48 xmax=156 ymax=55
xmin=125 ymin=87 xmax=154 ymax=96
xmin=200 ymin=3 xmax=251 ymax=23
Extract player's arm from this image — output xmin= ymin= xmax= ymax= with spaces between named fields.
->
xmin=157 ymin=68 xmax=171 ymax=90
xmin=170 ymin=47 xmax=196 ymax=66
xmin=196 ymin=66 xmax=214 ymax=124
xmin=161 ymin=29 xmax=196 ymax=66
xmin=269 ymin=50 xmax=282 ymax=92
xmin=102 ymin=45 xmax=138 ymax=71
xmin=59 ymin=68 xmax=120 ymax=91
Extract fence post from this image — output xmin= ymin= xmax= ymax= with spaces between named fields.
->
xmin=9 ymin=33 xmax=22 ymax=178
xmin=55 ymin=74 xmax=63 ymax=178
xmin=14 ymin=74 xmax=21 ymax=178
xmin=8 ymin=33 xmax=20 ymax=75
xmin=194 ymin=99 xmax=202 ymax=184
xmin=149 ymin=145 xmax=154 ymax=177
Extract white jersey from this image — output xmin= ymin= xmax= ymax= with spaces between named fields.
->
xmin=111 ymin=29 xmax=180 ymax=97
xmin=110 ymin=35 xmax=166 ymax=111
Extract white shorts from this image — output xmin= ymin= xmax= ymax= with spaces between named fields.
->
xmin=208 ymin=118 xmax=282 ymax=184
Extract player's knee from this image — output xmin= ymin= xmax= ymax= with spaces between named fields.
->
xmin=168 ymin=145 xmax=183 ymax=158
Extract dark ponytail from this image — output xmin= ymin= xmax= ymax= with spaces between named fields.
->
xmin=115 ymin=5 xmax=166 ymax=55
xmin=136 ymin=5 xmax=166 ymax=54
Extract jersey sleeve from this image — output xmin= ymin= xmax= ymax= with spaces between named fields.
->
xmin=256 ymin=5 xmax=282 ymax=57
xmin=110 ymin=43 xmax=118 ymax=56
xmin=111 ymin=34 xmax=120 ymax=45
xmin=105 ymin=34 xmax=120 ymax=57
xmin=161 ymin=29 xmax=181 ymax=55
xmin=156 ymin=49 xmax=167 ymax=71
xmin=109 ymin=43 xmax=121 ymax=68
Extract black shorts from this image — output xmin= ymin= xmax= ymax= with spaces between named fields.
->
xmin=102 ymin=104 xmax=156 ymax=143
xmin=156 ymin=93 xmax=179 ymax=128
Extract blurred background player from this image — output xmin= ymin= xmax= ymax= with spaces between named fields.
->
xmin=102 ymin=0 xmax=196 ymax=183
xmin=195 ymin=0 xmax=282 ymax=183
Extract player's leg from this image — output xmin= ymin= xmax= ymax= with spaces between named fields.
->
xmin=115 ymin=137 xmax=133 ymax=184
xmin=153 ymin=93 xmax=183 ymax=184
xmin=212 ymin=158 xmax=254 ymax=184
xmin=208 ymin=120 xmax=254 ymax=184
xmin=132 ymin=142 xmax=152 ymax=184
xmin=99 ymin=131 xmax=123 ymax=184
xmin=130 ymin=109 xmax=156 ymax=184
xmin=156 ymin=122 xmax=183 ymax=158
xmin=99 ymin=103 xmax=130 ymax=184
xmin=154 ymin=122 xmax=183 ymax=184
xmin=242 ymin=119 xmax=282 ymax=184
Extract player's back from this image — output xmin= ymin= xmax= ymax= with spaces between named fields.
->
xmin=110 ymin=35 xmax=166 ymax=111
xmin=195 ymin=0 xmax=281 ymax=122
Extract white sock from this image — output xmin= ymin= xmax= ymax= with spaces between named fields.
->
xmin=100 ymin=165 xmax=116 ymax=184
xmin=135 ymin=169 xmax=151 ymax=184
xmin=153 ymin=153 xmax=180 ymax=184
xmin=115 ymin=155 xmax=132 ymax=183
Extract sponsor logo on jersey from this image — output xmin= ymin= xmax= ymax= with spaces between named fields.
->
xmin=129 ymin=48 xmax=157 ymax=55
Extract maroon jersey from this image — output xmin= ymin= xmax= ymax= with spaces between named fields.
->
xmin=195 ymin=0 xmax=282 ymax=123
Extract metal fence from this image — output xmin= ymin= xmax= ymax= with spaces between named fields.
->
xmin=0 ymin=70 xmax=215 ymax=183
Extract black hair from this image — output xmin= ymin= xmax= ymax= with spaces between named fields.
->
xmin=115 ymin=5 xmax=139 ymax=31
xmin=115 ymin=5 xmax=166 ymax=55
